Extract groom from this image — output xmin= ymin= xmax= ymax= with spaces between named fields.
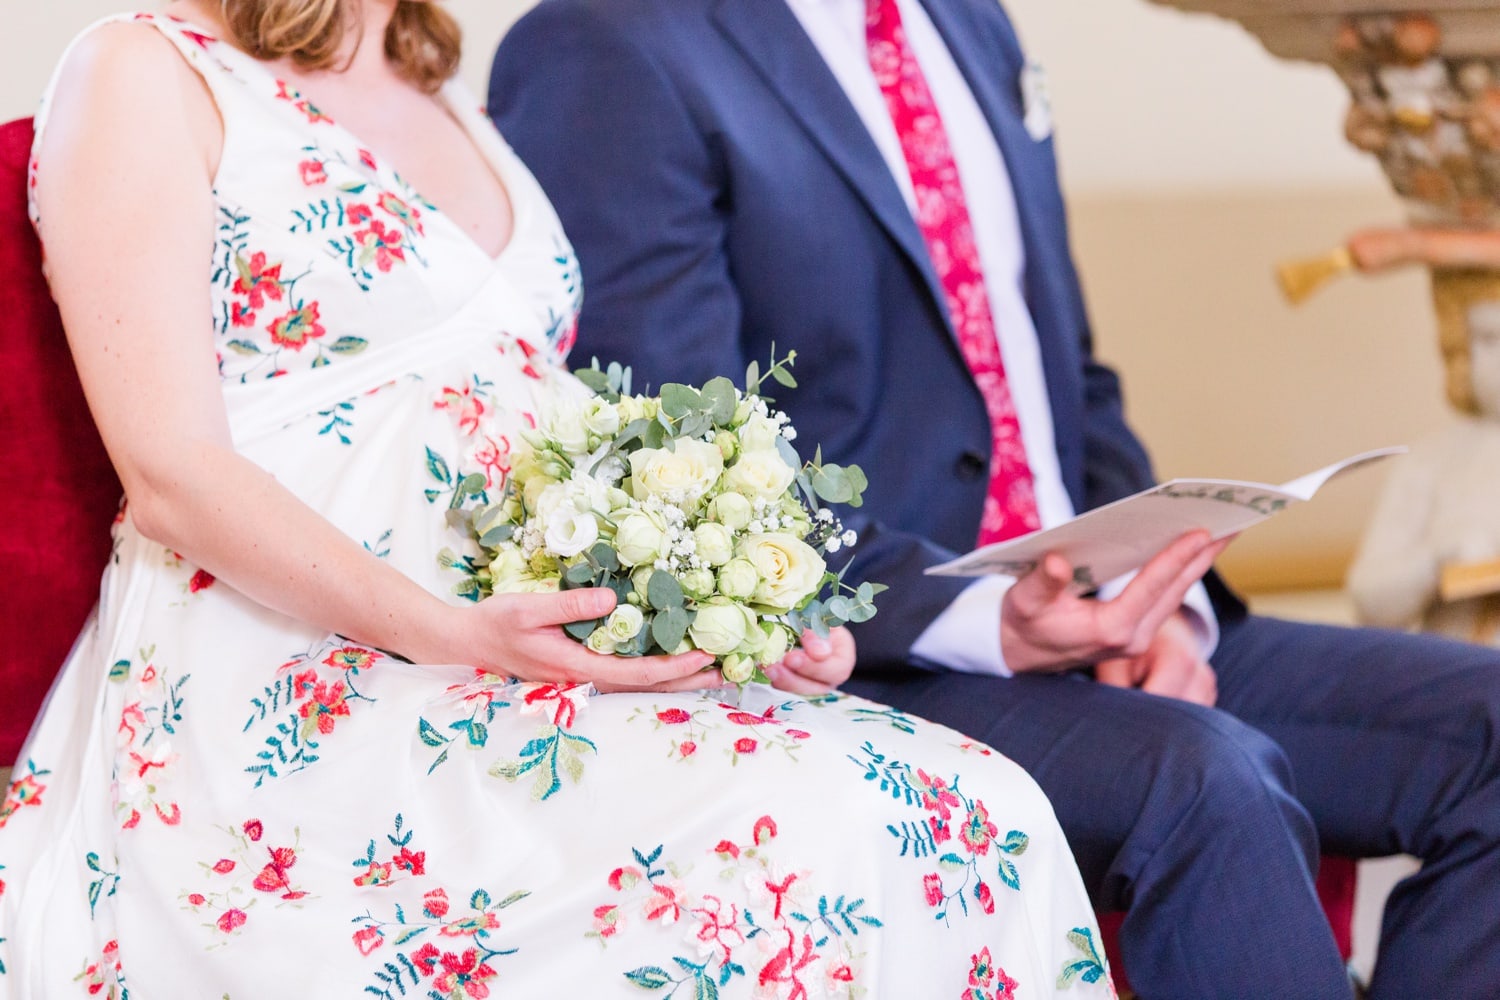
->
xmin=488 ymin=0 xmax=1500 ymax=995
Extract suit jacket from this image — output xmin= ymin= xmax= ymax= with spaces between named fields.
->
xmin=489 ymin=0 xmax=1239 ymax=671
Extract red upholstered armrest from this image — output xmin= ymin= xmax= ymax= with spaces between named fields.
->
xmin=0 ymin=117 xmax=120 ymax=765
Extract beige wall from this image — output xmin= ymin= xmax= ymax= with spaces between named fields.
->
xmin=4 ymin=2 xmax=1453 ymax=592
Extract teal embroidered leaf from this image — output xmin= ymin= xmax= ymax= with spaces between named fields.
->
xmin=624 ymin=967 xmax=672 ymax=990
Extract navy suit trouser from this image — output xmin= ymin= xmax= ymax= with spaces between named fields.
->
xmin=844 ymin=615 xmax=1500 ymax=999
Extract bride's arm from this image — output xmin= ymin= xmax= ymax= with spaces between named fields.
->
xmin=36 ymin=24 xmax=715 ymax=691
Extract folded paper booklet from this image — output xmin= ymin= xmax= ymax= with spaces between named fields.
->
xmin=926 ymin=446 xmax=1407 ymax=590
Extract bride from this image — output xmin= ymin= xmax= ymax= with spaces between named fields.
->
xmin=0 ymin=1 xmax=1113 ymax=995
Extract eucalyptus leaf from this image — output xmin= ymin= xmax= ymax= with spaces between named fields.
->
xmin=563 ymin=618 xmax=600 ymax=641
xmin=647 ymin=570 xmax=685 ymax=611
xmin=589 ymin=542 xmax=620 ymax=573
xmin=660 ymin=383 xmax=700 ymax=418
xmin=574 ymin=367 xmax=610 ymax=394
xmin=770 ymin=365 xmax=798 ymax=388
xmin=651 ymin=606 xmax=690 ymax=651
xmin=564 ymin=562 xmax=596 ymax=586
xmin=702 ymin=377 xmax=738 ymax=425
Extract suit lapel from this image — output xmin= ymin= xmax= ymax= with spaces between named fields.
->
xmin=711 ymin=0 xmax=952 ymax=331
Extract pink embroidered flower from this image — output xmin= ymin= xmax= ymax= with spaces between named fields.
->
xmin=354 ymin=219 xmax=407 ymax=273
xmin=212 ymin=858 xmax=237 ymax=874
xmin=435 ymin=384 xmax=487 ymax=436
xmin=433 ymin=948 xmax=496 ymax=998
xmin=519 ymin=683 xmax=587 ymax=728
xmin=266 ymin=302 xmax=326 ymax=351
xmin=230 ymin=302 xmax=257 ymax=327
xmin=678 ymin=740 xmax=697 ymax=758
xmin=592 ymin=903 xmax=621 ymax=939
xmin=323 ymin=646 xmax=377 ymax=671
xmin=713 ymin=839 xmax=740 ymax=859
xmin=358 ymin=148 xmax=378 ymax=171
xmin=232 ymin=251 xmax=284 ymax=310
xmin=468 ymin=434 xmax=512 ymax=489
xmin=186 ymin=893 xmax=206 ymax=906
xmin=914 ymin=768 xmax=961 ymax=821
xmin=643 ymin=883 xmax=682 ymax=924
xmin=412 ymin=942 xmax=441 ymax=976
xmin=298 ymin=679 xmax=350 ymax=735
xmin=752 ymin=816 xmax=777 ymax=845
xmin=188 ymin=569 xmax=215 ymax=592
xmin=959 ymin=802 xmax=997 ymax=856
xmin=393 ymin=846 xmax=426 ymax=875
xmin=217 ymin=908 xmax=248 ymax=933
xmin=299 ymin=159 xmax=327 ymax=186
xmin=608 ymin=866 xmax=643 ymax=891
xmin=352 ymin=925 xmax=384 ymax=955
xmin=976 ymin=878 xmax=995 ymax=915
xmin=440 ymin=912 xmax=500 ymax=937
xmin=734 ymin=737 xmax=758 ymax=755
xmin=347 ymin=202 xmax=374 ymax=225
xmin=377 ymin=191 xmax=424 ymax=235
xmin=923 ymin=872 xmax=944 ymax=907
xmin=354 ymin=861 xmax=393 ymax=887
xmin=252 ymin=846 xmax=297 ymax=893
xmin=656 ymin=708 xmax=691 ymax=725
xmin=786 ymin=729 xmax=810 ymax=740
xmin=242 ymin=819 xmax=263 ymax=842
xmin=423 ymin=888 xmax=450 ymax=919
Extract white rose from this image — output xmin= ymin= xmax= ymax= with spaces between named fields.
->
xmin=679 ymin=568 xmax=717 ymax=600
xmin=738 ymin=414 xmax=781 ymax=453
xmin=717 ymin=558 xmax=759 ymax=600
xmin=629 ymin=440 xmax=724 ymax=503
xmin=721 ymin=652 xmax=756 ymax=685
xmin=582 ymin=396 xmax=622 ymax=437
xmin=757 ymin=623 xmax=793 ymax=666
xmin=615 ymin=512 xmax=667 ymax=567
xmin=585 ymin=627 xmax=618 ymax=655
xmin=543 ymin=402 xmax=591 ymax=455
xmin=724 ymin=450 xmax=797 ymax=501
xmin=738 ymin=533 xmax=827 ymax=612
xmin=688 ymin=600 xmax=757 ymax=656
xmin=692 ymin=522 xmax=735 ymax=567
xmin=487 ymin=546 xmax=532 ymax=591
xmin=605 ymin=604 xmax=645 ymax=642
xmin=707 ymin=492 xmax=753 ymax=531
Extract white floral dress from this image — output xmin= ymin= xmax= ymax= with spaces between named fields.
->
xmin=0 ymin=13 xmax=1112 ymax=999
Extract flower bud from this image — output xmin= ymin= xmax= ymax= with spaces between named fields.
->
xmin=707 ymin=493 xmax=753 ymax=531
xmin=692 ymin=522 xmax=735 ymax=567
xmin=717 ymin=558 xmax=759 ymax=600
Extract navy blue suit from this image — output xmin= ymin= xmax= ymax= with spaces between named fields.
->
xmin=490 ymin=1 xmax=1500 ymax=995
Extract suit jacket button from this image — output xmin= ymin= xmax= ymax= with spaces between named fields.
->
xmin=955 ymin=451 xmax=986 ymax=480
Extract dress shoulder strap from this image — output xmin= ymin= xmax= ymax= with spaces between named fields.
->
xmin=29 ymin=12 xmax=239 ymax=229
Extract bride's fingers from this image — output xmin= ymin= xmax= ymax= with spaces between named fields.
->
xmin=600 ymin=668 xmax=727 ymax=695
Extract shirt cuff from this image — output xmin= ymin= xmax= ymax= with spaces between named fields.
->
xmin=910 ymin=576 xmax=1013 ymax=677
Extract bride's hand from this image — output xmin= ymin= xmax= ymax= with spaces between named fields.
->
xmin=446 ymin=588 xmax=722 ymax=693
xmin=762 ymin=627 xmax=855 ymax=695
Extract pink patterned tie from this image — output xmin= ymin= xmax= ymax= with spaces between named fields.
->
xmin=866 ymin=0 xmax=1040 ymax=545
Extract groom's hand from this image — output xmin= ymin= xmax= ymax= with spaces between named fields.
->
xmin=1000 ymin=530 xmax=1229 ymax=674
xmin=1095 ymin=609 xmax=1218 ymax=706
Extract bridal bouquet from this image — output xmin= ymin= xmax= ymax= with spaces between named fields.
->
xmin=444 ymin=353 xmax=882 ymax=686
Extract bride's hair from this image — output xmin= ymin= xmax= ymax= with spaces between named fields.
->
xmin=220 ymin=0 xmax=461 ymax=94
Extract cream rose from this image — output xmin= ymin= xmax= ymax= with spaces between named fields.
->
xmin=692 ymin=522 xmax=735 ymax=567
xmin=582 ymin=396 xmax=622 ymax=437
xmin=614 ymin=511 xmax=667 ymax=566
xmin=687 ymin=600 xmax=758 ymax=656
xmin=738 ymin=533 xmax=827 ymax=612
xmin=707 ymin=492 xmax=753 ymax=531
xmin=723 ymin=450 xmax=797 ymax=501
xmin=717 ymin=558 xmax=759 ymax=600
xmin=585 ymin=627 xmax=618 ymax=655
xmin=629 ymin=440 xmax=724 ymax=503
xmin=737 ymin=414 xmax=782 ymax=453
xmin=605 ymin=604 xmax=645 ymax=642
xmin=757 ymin=623 xmax=793 ymax=666
xmin=721 ymin=652 xmax=756 ymax=685
xmin=678 ymin=568 xmax=717 ymax=600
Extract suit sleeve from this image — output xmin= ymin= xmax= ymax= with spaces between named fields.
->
xmin=489 ymin=4 xmax=976 ymax=672
xmin=488 ymin=3 xmax=746 ymax=389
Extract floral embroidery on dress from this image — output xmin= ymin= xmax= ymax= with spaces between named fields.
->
xmin=850 ymin=743 xmax=1030 ymax=923
xmin=74 ymin=938 xmax=128 ymax=999
xmin=348 ymin=816 xmax=528 ymax=999
xmin=417 ymin=673 xmax=513 ymax=775
xmin=1057 ymin=928 xmax=1112 ymax=994
xmin=629 ymin=697 xmax=818 ymax=764
xmin=242 ymin=640 xmax=383 ymax=787
xmin=180 ymin=819 xmax=311 ymax=947
xmin=964 ymin=947 xmax=1019 ymax=1000
xmin=487 ymin=683 xmax=597 ymax=801
xmin=594 ymin=815 xmax=880 ymax=999
xmin=111 ymin=647 xmax=188 ymax=830
xmin=0 ymin=761 xmax=49 ymax=830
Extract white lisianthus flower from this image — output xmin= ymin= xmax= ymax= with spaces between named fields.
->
xmin=605 ymin=604 xmax=645 ymax=642
xmin=582 ymin=396 xmax=622 ymax=437
xmin=757 ymin=623 xmax=793 ymax=666
xmin=545 ymin=511 xmax=600 ymax=558
xmin=707 ymin=493 xmax=753 ymax=531
xmin=738 ymin=533 xmax=827 ymax=612
xmin=679 ymin=568 xmax=717 ymax=600
xmin=564 ymin=471 xmax=611 ymax=515
xmin=688 ymin=600 xmax=758 ymax=656
xmin=716 ymin=558 xmax=760 ymax=600
xmin=606 ymin=487 xmax=633 ymax=512
xmin=692 ymin=522 xmax=735 ymax=567
xmin=737 ymin=414 xmax=782 ymax=453
xmin=615 ymin=511 xmax=668 ymax=566
xmin=721 ymin=652 xmax=756 ymax=685
xmin=585 ymin=627 xmax=618 ymax=655
xmin=629 ymin=441 xmax=725 ymax=503
xmin=723 ymin=450 xmax=797 ymax=501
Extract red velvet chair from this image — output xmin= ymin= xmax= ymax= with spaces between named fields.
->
xmin=0 ymin=117 xmax=121 ymax=769
xmin=0 ymin=113 xmax=1359 ymax=987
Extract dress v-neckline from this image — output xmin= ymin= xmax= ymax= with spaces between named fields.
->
xmin=168 ymin=13 xmax=521 ymax=266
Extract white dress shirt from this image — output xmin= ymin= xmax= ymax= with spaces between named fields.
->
xmin=784 ymin=0 xmax=1218 ymax=674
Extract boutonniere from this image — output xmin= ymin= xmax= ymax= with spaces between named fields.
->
xmin=1020 ymin=61 xmax=1052 ymax=142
